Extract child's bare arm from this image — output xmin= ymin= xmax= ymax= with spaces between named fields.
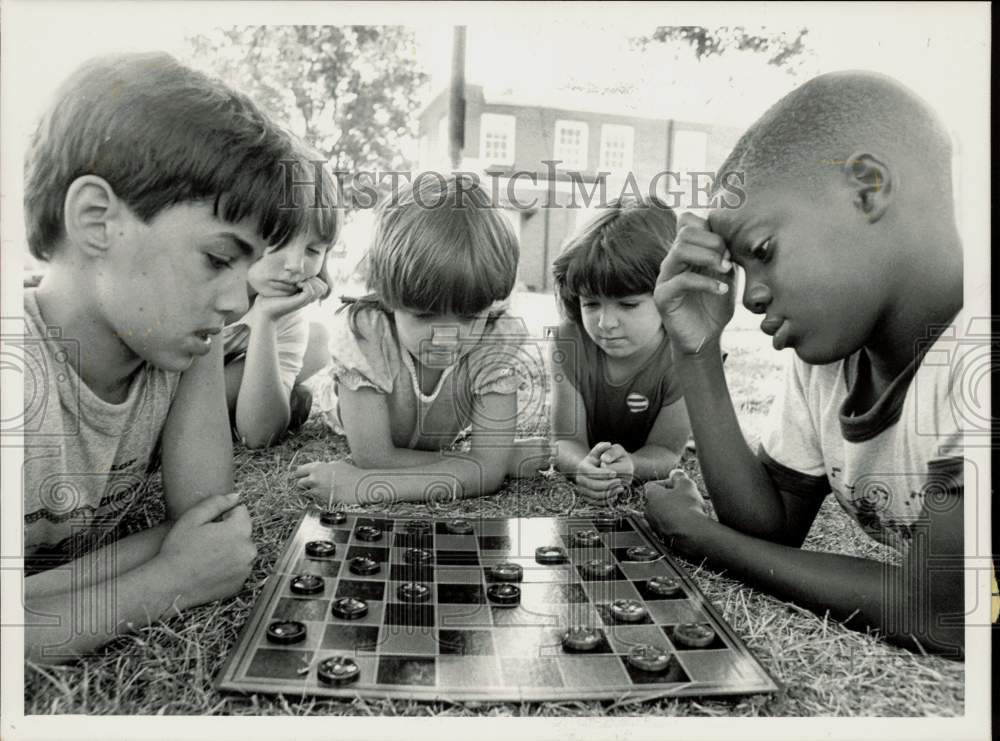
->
xmin=296 ymin=392 xmax=519 ymax=503
xmin=25 ymin=524 xmax=171 ymax=599
xmin=548 ymin=361 xmax=592 ymax=472
xmin=646 ymin=473 xmax=963 ymax=657
xmin=337 ymin=385 xmax=453 ymax=469
xmin=629 ymin=398 xmax=690 ymax=480
xmin=159 ymin=333 xmax=233 ymax=519
xmin=231 ymin=316 xmax=292 ymax=449
xmin=547 ymin=354 xmax=622 ymax=501
xmin=25 ymin=494 xmax=255 ymax=664
xmin=655 ymin=214 xmax=795 ymax=540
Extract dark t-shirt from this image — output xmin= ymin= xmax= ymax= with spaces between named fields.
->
xmin=553 ymin=321 xmax=682 ymax=452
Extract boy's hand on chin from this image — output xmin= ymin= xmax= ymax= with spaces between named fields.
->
xmin=256 ymin=276 xmax=328 ymax=321
xmin=643 ymin=469 xmax=709 ymax=555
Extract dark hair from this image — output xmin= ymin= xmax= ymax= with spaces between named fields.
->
xmin=715 ymin=70 xmax=953 ymax=196
xmin=278 ymin=142 xmax=342 ymax=300
xmin=346 ymin=173 xmax=519 ymax=332
xmin=552 ymin=195 xmax=677 ymax=324
xmin=24 ymin=52 xmax=310 ymax=261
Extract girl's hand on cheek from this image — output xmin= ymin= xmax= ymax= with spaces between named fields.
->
xmin=256 ymin=276 xmax=327 ymax=321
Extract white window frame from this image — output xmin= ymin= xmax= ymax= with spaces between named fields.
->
xmin=479 ymin=113 xmax=516 ymax=166
xmin=554 ymin=119 xmax=589 ymax=170
xmin=599 ymin=124 xmax=634 ymax=172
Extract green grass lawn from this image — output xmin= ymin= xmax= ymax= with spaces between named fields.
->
xmin=23 ymin=300 xmax=965 ymax=716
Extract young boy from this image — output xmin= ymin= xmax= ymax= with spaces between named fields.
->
xmin=647 ymin=71 xmax=965 ymax=657
xmin=21 ymin=52 xmax=309 ymax=664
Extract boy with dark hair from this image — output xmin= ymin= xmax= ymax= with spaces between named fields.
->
xmin=647 ymin=70 xmax=965 ymax=657
xmin=22 ymin=52 xmax=310 ymax=663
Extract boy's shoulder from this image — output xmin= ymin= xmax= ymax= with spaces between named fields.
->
xmin=22 ymin=290 xmax=181 ymax=559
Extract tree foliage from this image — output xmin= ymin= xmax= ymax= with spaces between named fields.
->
xmin=187 ymin=26 xmax=429 ymax=208
xmin=636 ymin=26 xmax=810 ymax=70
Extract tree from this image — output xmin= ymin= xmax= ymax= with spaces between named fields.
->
xmin=187 ymin=26 xmax=429 ymax=208
xmin=635 ymin=26 xmax=810 ymax=71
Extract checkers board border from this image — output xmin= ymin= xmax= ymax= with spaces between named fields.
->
xmin=216 ymin=511 xmax=780 ymax=702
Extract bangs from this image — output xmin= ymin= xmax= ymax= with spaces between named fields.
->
xmin=553 ymin=199 xmax=676 ymax=323
xmin=563 ymin=236 xmax=660 ymax=300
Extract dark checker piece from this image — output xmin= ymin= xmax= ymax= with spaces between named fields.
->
xmin=535 ymin=546 xmax=568 ymax=564
xmin=266 ymin=620 xmax=307 ymax=645
xmin=581 ymin=558 xmax=616 ymax=579
xmin=561 ymin=626 xmax=604 ymax=653
xmin=674 ymin=623 xmax=717 ymax=648
xmin=397 ymin=582 xmax=432 ymax=603
xmin=627 ymin=644 xmax=672 ymax=673
xmin=445 ymin=518 xmax=474 ymax=535
xmin=625 ymin=545 xmax=660 ymax=562
xmin=404 ymin=547 xmax=434 ymax=565
xmin=317 ymin=656 xmax=361 ymax=686
xmin=331 ymin=597 xmax=369 ymax=620
xmin=320 ymin=510 xmax=347 ymax=526
xmin=289 ymin=574 xmax=325 ymax=595
xmin=487 ymin=583 xmax=521 ymax=607
xmin=305 ymin=540 xmax=336 ymax=558
xmin=349 ymin=556 xmax=381 ymax=576
xmin=647 ymin=575 xmax=682 ymax=597
xmin=356 ymin=525 xmax=383 ymax=542
xmin=487 ymin=562 xmax=523 ymax=582
xmin=609 ymin=599 xmax=649 ymax=623
xmin=572 ymin=529 xmax=602 ymax=546
xmin=404 ymin=520 xmax=432 ymax=534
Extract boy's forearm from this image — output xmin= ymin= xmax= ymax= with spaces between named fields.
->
xmin=161 ymin=338 xmax=233 ymax=516
xmin=660 ymin=514 xmax=963 ymax=656
xmin=25 ymin=555 xmax=185 ymax=665
xmin=630 ymin=444 xmax=682 ymax=481
xmin=25 ymin=523 xmax=171 ymax=599
xmin=234 ymin=320 xmax=291 ymax=448
xmin=673 ymin=344 xmax=787 ymax=537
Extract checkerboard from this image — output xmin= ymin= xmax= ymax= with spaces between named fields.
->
xmin=216 ymin=511 xmax=779 ymax=701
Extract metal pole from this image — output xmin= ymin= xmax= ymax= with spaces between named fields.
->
xmin=448 ymin=26 xmax=467 ymax=171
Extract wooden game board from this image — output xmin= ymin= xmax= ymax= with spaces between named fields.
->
xmin=216 ymin=511 xmax=779 ymax=702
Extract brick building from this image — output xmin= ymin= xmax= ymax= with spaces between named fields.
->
xmin=417 ymin=85 xmax=743 ymax=291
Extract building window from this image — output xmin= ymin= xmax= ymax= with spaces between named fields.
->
xmin=480 ymin=113 xmax=516 ymax=166
xmin=672 ymin=129 xmax=709 ymax=174
xmin=554 ymin=120 xmax=589 ymax=170
xmin=599 ymin=124 xmax=634 ymax=172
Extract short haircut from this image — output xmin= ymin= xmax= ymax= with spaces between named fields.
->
xmin=716 ymin=70 xmax=953 ymax=196
xmin=349 ymin=173 xmax=519 ymax=328
xmin=552 ymin=195 xmax=677 ymax=324
xmin=24 ymin=52 xmax=310 ymax=260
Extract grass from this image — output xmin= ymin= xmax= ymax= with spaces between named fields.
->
xmin=23 ymin=299 xmax=965 ymax=717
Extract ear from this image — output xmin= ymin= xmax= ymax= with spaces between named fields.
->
xmin=62 ymin=176 xmax=123 ymax=258
xmin=843 ymin=152 xmax=892 ymax=222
